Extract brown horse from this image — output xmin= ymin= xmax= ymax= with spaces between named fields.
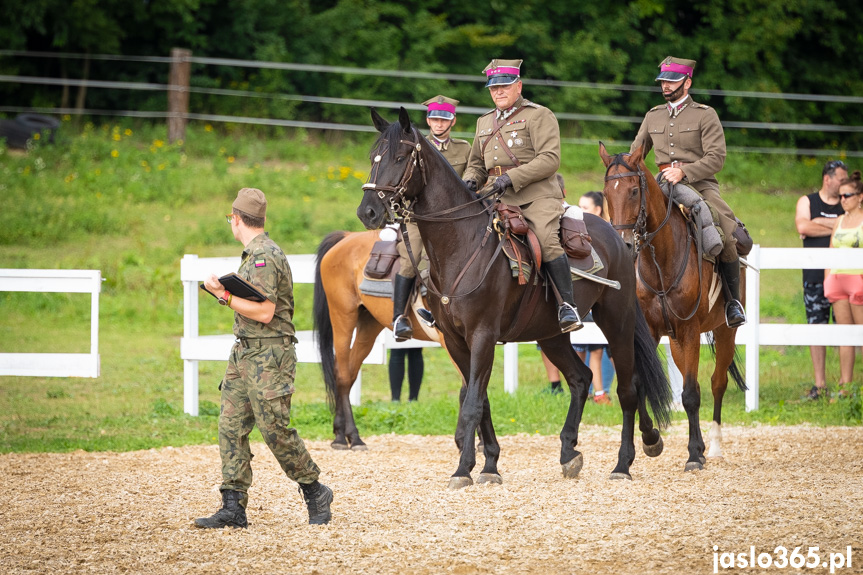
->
xmin=357 ymin=108 xmax=671 ymax=488
xmin=313 ymin=230 xmax=443 ymax=449
xmin=599 ymin=143 xmax=746 ymax=471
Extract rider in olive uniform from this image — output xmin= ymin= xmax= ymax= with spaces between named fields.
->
xmin=630 ymin=56 xmax=746 ymax=328
xmin=196 ymin=188 xmax=333 ymax=528
xmin=461 ymin=59 xmax=582 ymax=332
xmin=392 ymin=95 xmax=471 ymax=340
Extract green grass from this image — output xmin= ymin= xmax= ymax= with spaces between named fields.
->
xmin=0 ymin=119 xmax=860 ymax=454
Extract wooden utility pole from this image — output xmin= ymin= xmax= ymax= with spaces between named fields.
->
xmin=168 ymin=48 xmax=192 ymax=144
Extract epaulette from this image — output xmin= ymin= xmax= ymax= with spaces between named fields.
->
xmin=649 ymin=104 xmax=666 ymax=112
xmin=451 ymin=138 xmax=471 ymax=146
xmin=479 ymin=108 xmax=496 ymax=118
xmin=690 ymin=102 xmax=711 ymax=110
xmin=521 ymin=99 xmax=541 ymax=108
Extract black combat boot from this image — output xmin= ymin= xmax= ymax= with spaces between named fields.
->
xmin=719 ymin=259 xmax=747 ymax=328
xmin=299 ymin=481 xmax=333 ymax=525
xmin=194 ymin=489 xmax=248 ymax=529
xmin=392 ymin=274 xmax=415 ymax=342
xmin=545 ymin=254 xmax=584 ymax=333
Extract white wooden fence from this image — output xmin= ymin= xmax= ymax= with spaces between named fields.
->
xmin=180 ymin=247 xmax=863 ymax=415
xmin=0 ymin=269 xmax=102 ymax=378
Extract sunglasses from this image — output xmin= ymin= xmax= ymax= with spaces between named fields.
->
xmin=823 ymin=160 xmax=847 ymax=176
xmin=225 ymin=213 xmax=234 ymax=223
xmin=839 ymin=192 xmax=861 ymax=199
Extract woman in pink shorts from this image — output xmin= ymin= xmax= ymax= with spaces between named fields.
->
xmin=824 ymin=170 xmax=863 ymax=388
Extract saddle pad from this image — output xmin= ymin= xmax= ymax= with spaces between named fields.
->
xmin=359 ymin=277 xmax=393 ymax=298
xmin=569 ymin=246 xmax=604 ymax=279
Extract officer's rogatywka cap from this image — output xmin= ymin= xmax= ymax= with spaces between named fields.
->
xmin=233 ymin=187 xmax=267 ymax=218
xmin=655 ymin=56 xmax=696 ymax=82
xmin=422 ymin=95 xmax=459 ymax=120
xmin=483 ymin=59 xmax=523 ymax=88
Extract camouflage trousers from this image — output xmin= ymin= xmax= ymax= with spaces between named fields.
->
xmin=219 ymin=341 xmax=320 ymax=507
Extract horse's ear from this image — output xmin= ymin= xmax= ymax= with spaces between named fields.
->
xmin=629 ymin=144 xmax=645 ymax=167
xmin=598 ymin=141 xmax=612 ymax=167
xmin=398 ymin=107 xmax=412 ymax=134
xmin=371 ymin=108 xmax=389 ymax=133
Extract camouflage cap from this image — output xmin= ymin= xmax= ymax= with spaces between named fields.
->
xmin=655 ymin=56 xmax=696 ymax=82
xmin=232 ymin=187 xmax=267 ymax=218
xmin=422 ymin=95 xmax=459 ymax=120
xmin=483 ymin=59 xmax=523 ymax=88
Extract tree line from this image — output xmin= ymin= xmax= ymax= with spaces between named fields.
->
xmin=1 ymin=0 xmax=861 ymax=150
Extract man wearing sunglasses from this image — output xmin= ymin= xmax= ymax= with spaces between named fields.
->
xmin=795 ymin=160 xmax=848 ymax=399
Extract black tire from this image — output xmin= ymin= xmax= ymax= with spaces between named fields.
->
xmin=0 ymin=119 xmax=33 ymax=149
xmin=15 ymin=113 xmax=61 ymax=145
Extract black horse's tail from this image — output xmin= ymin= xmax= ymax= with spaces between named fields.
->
xmin=633 ymin=303 xmax=673 ymax=429
xmin=707 ymin=334 xmax=748 ymax=392
xmin=313 ymin=230 xmax=348 ymax=413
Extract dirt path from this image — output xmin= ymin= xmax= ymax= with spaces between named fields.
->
xmin=2 ymin=424 xmax=861 ymax=574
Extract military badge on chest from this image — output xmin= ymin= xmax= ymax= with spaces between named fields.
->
xmin=507 ymin=132 xmax=524 ymax=147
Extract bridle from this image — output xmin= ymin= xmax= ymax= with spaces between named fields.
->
xmin=603 ymin=154 xmax=704 ymax=336
xmin=361 ymin=125 xmax=509 ymax=307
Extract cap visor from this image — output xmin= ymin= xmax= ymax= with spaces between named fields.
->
xmin=485 ymin=75 xmax=519 ymax=88
xmin=427 ymin=111 xmax=455 ymax=120
xmin=655 ymin=71 xmax=687 ymax=82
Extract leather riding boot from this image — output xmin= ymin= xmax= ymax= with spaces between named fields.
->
xmin=545 ymin=255 xmax=584 ymax=333
xmin=392 ymin=274 xmax=415 ymax=341
xmin=194 ymin=489 xmax=248 ymax=529
xmin=719 ymin=259 xmax=747 ymax=328
xmin=299 ymin=481 xmax=333 ymax=525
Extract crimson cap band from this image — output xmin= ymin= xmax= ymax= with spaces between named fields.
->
xmin=483 ymin=59 xmax=522 ymax=88
xmin=232 ymin=187 xmax=267 ymax=218
xmin=655 ymin=56 xmax=696 ymax=82
xmin=422 ymin=95 xmax=458 ymax=120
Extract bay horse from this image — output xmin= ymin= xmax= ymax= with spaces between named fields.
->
xmin=599 ymin=143 xmax=746 ymax=471
xmin=313 ymin=230 xmax=443 ymax=449
xmin=358 ymin=108 xmax=672 ymax=487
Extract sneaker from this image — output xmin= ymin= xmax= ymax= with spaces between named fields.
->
xmin=593 ymin=393 xmax=612 ymax=406
xmin=806 ymin=385 xmax=824 ymax=400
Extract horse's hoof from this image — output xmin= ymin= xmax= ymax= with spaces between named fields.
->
xmin=331 ymin=441 xmax=350 ymax=451
xmin=609 ymin=472 xmax=632 ymax=481
xmin=561 ymin=452 xmax=584 ymax=479
xmin=642 ymin=436 xmax=664 ymax=458
xmin=699 ymin=455 xmax=706 ymax=464
xmin=706 ymin=455 xmax=725 ymax=462
xmin=351 ymin=443 xmax=368 ymax=451
xmin=448 ymin=476 xmax=474 ymax=490
xmin=476 ymin=473 xmax=502 ymax=485
xmin=684 ymin=461 xmax=704 ymax=472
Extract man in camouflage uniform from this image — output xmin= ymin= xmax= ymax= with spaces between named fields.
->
xmin=392 ymin=95 xmax=471 ymax=339
xmin=195 ymin=187 xmax=333 ymax=528
xmin=462 ymin=59 xmax=582 ymax=332
xmin=630 ymin=56 xmax=746 ymax=328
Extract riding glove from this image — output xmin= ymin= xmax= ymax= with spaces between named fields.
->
xmin=463 ymin=179 xmax=478 ymax=192
xmin=491 ymin=174 xmax=512 ymax=195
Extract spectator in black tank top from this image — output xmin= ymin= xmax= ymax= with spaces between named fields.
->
xmin=794 ymin=160 xmax=848 ymax=399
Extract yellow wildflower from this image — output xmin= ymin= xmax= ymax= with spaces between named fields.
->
xmin=111 ymin=150 xmax=119 ymax=158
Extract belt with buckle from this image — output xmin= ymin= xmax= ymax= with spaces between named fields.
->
xmin=489 ymin=166 xmax=513 ymax=177
xmin=657 ymin=161 xmax=688 ymax=171
xmin=237 ymin=335 xmax=295 ymax=348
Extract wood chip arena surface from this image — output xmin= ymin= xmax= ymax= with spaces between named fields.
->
xmin=2 ymin=424 xmax=861 ymax=574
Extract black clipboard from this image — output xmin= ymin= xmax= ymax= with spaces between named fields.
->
xmin=200 ymin=273 xmax=267 ymax=302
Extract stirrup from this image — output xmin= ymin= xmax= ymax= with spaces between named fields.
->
xmin=724 ymin=300 xmax=747 ymax=328
xmin=417 ymin=307 xmax=435 ymax=327
xmin=559 ymin=303 xmax=584 ymax=333
xmin=393 ymin=314 xmax=413 ymax=341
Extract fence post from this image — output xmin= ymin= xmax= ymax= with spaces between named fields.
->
xmin=168 ymin=48 xmax=191 ymax=144
xmin=744 ymin=245 xmax=760 ymax=412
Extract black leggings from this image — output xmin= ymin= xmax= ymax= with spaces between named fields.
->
xmin=388 ymin=348 xmax=424 ymax=401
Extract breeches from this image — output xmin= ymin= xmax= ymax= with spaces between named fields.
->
xmin=219 ymin=342 xmax=320 ymax=498
xmin=519 ymin=196 xmax=565 ymax=261
xmin=396 ymin=221 xmax=424 ymax=279
xmin=697 ymin=183 xmax=738 ymax=262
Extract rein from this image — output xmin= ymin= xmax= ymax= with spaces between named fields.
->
xmin=365 ymin=127 xmax=509 ymax=307
xmin=604 ymin=155 xmax=705 ymax=337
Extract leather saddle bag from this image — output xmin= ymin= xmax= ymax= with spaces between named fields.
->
xmin=364 ymin=239 xmax=399 ymax=280
xmin=733 ymin=218 xmax=753 ymax=256
xmin=495 ymin=202 xmax=530 ymax=235
xmin=560 ymin=216 xmax=592 ymax=259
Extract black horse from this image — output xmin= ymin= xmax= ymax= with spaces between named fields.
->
xmin=357 ymin=108 xmax=671 ymax=487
